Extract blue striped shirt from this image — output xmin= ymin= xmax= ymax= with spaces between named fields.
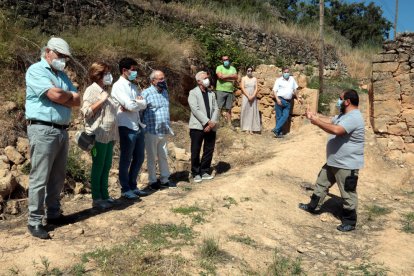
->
xmin=142 ymin=85 xmax=172 ymax=135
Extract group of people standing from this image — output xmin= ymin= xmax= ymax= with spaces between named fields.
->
xmin=25 ymin=38 xmax=176 ymax=239
xmin=24 ymin=37 xmax=364 ymax=240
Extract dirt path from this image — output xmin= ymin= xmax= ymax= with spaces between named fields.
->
xmin=1 ymin=120 xmax=413 ymax=275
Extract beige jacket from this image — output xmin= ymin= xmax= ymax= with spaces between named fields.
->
xmin=188 ymin=86 xmax=219 ymax=131
xmin=81 ymin=82 xmax=118 ymax=143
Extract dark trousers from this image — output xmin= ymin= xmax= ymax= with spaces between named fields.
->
xmin=190 ymin=129 xmax=216 ymax=177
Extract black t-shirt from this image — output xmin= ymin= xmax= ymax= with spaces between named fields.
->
xmin=202 ymin=90 xmax=210 ymax=119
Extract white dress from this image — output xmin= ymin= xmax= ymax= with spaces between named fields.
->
xmin=240 ymin=76 xmax=261 ymax=132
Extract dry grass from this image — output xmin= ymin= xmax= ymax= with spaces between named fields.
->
xmin=62 ymin=23 xmax=198 ymax=73
xmin=128 ymin=0 xmax=375 ymax=79
xmin=338 ymin=44 xmax=380 ymax=79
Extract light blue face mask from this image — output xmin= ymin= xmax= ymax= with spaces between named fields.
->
xmin=283 ymin=73 xmax=290 ymax=79
xmin=223 ymin=60 xmax=230 ymax=67
xmin=336 ymin=98 xmax=344 ymax=111
xmin=128 ymin=70 xmax=138 ymax=81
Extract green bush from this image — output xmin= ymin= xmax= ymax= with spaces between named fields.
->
xmin=66 ymin=147 xmax=90 ymax=184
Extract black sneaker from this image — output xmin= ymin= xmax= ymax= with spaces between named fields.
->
xmin=298 ymin=203 xmax=319 ymax=214
xmin=28 ymin=225 xmax=50 ymax=239
xmin=337 ymin=224 xmax=356 ymax=232
xmin=150 ymin=182 xmax=161 ymax=190
xmin=46 ymin=214 xmax=72 ymax=226
xmin=160 ymin=181 xmax=171 ymax=188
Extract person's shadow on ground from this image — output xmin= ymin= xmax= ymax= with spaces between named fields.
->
xmin=318 ymin=193 xmax=344 ymax=220
xmin=46 ymin=199 xmax=136 ymax=230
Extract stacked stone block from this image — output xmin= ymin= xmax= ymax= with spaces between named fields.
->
xmin=371 ymin=33 xmax=414 ymax=165
xmin=231 ymin=64 xmax=318 ymax=131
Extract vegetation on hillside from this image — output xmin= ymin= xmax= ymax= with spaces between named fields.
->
xmin=130 ymin=0 xmax=385 ymax=77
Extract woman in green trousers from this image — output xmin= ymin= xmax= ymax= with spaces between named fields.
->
xmin=81 ymin=62 xmax=118 ymax=209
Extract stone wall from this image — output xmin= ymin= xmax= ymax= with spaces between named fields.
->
xmin=0 ymin=0 xmax=344 ymax=74
xmin=231 ymin=64 xmax=319 ymax=131
xmin=370 ymin=33 xmax=414 ymax=165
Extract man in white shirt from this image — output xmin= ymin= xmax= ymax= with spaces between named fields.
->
xmin=111 ymin=57 xmax=148 ymax=199
xmin=272 ymin=67 xmax=299 ymax=138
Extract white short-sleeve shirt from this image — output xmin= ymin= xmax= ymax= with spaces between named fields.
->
xmin=272 ymin=76 xmax=298 ymax=100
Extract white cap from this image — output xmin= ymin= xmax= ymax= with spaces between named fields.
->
xmin=47 ymin=37 xmax=71 ymax=57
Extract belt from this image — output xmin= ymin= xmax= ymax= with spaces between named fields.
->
xmin=278 ymin=96 xmax=291 ymax=102
xmin=27 ymin=120 xmax=69 ymax=129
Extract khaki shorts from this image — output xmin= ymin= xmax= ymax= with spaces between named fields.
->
xmin=216 ymin=90 xmax=234 ymax=110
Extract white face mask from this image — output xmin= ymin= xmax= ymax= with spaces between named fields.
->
xmin=51 ymin=58 xmax=66 ymax=71
xmin=202 ymin=78 xmax=210 ymax=88
xmin=103 ymin=73 xmax=113 ymax=85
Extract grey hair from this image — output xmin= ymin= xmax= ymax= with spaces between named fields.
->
xmin=40 ymin=46 xmax=47 ymax=58
xmin=195 ymin=71 xmax=207 ymax=82
xmin=149 ymin=70 xmax=162 ymax=81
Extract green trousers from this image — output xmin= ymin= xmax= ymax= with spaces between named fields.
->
xmin=313 ymin=164 xmax=359 ymax=211
xmin=91 ymin=141 xmax=114 ymax=200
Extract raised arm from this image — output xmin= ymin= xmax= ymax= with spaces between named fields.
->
xmin=306 ymin=109 xmax=345 ymax=136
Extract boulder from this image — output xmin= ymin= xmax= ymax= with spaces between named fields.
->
xmin=175 ymin=161 xmax=190 ymax=172
xmin=16 ymin=137 xmax=30 ymax=156
xmin=167 ymin=142 xmax=176 ymax=157
xmin=0 ymin=155 xmax=10 ymax=171
xmin=175 ymin=147 xmax=190 ymax=161
xmin=4 ymin=146 xmax=25 ymax=165
xmin=16 ymin=174 xmax=29 ymax=191
xmin=232 ymin=106 xmax=241 ymax=114
xmin=5 ymin=200 xmax=20 ymax=215
xmin=296 ymin=74 xmax=308 ymax=89
xmin=0 ymin=171 xmax=18 ymax=198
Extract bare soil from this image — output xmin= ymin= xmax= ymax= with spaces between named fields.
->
xmin=0 ymin=113 xmax=413 ymax=275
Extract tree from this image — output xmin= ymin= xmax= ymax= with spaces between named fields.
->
xmin=291 ymin=0 xmax=392 ymax=46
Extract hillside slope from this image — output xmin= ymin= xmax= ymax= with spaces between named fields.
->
xmin=1 ymin=100 xmax=413 ymax=275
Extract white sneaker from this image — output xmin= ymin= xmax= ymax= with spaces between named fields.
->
xmin=201 ymin=173 xmax=214 ymax=180
xmin=92 ymin=199 xmax=113 ymax=210
xmin=193 ymin=175 xmax=202 ymax=183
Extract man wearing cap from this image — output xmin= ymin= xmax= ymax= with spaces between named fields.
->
xmin=25 ymin=37 xmax=80 ymax=239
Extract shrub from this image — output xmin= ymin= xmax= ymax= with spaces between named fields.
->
xmin=66 ymin=146 xmax=90 ymax=184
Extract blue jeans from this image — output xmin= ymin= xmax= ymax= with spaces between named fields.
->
xmin=118 ymin=126 xmax=145 ymax=193
xmin=273 ymin=97 xmax=291 ymax=135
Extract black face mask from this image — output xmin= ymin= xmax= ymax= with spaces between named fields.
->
xmin=340 ymin=102 xmax=346 ymax=114
xmin=157 ymin=81 xmax=167 ymax=90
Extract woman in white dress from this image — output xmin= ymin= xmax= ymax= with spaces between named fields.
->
xmin=240 ymin=67 xmax=261 ymax=134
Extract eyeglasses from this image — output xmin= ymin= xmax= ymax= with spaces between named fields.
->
xmin=247 ymin=70 xmax=252 ymax=72
xmin=52 ymin=50 xmax=69 ymax=61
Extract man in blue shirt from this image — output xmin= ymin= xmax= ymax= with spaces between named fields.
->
xmin=299 ymin=89 xmax=364 ymax=232
xmin=142 ymin=70 xmax=174 ymax=189
xmin=25 ymin=37 xmax=80 ymax=239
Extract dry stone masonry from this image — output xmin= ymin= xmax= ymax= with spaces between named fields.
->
xmin=371 ymin=33 xmax=414 ymax=165
xmin=231 ymin=64 xmax=319 ymax=131
xmin=0 ymin=0 xmax=344 ymax=73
